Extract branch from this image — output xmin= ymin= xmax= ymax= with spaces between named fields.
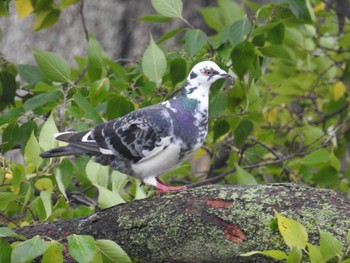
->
xmin=10 ymin=184 xmax=350 ymax=262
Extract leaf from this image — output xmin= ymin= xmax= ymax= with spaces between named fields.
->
xmin=35 ymin=178 xmax=54 ymax=191
xmin=0 ymin=71 xmax=17 ymax=105
xmin=33 ymin=49 xmax=71 ymax=83
xmin=213 ymin=119 xmax=230 ymax=142
xmin=312 ymin=166 xmax=339 ymax=186
xmin=275 ymin=211 xmax=308 ymax=249
xmin=301 ymin=149 xmax=330 ymax=166
xmin=42 ymin=241 xmax=63 ymax=263
xmin=23 ymin=91 xmax=61 ymax=111
xmin=151 ymin=0 xmax=183 ymax=18
xmin=241 ymin=250 xmax=287 ymax=260
xmin=11 ymin=236 xmax=46 ymax=263
xmin=157 ymin=28 xmax=183 ymax=44
xmin=0 ymin=238 xmax=12 ymax=263
xmin=86 ymin=160 xmax=109 ymax=188
xmin=184 ymin=29 xmax=208 ymax=56
xmin=14 ymin=0 xmax=33 ymax=18
xmin=95 ymin=239 xmax=132 ymax=263
xmin=319 ymin=230 xmax=343 ymax=261
xmin=88 ymin=35 xmax=106 ymax=81
xmin=2 ymin=122 xmax=20 ymax=153
xmin=40 ymin=190 xmax=52 ymax=219
xmin=68 ymin=235 xmax=96 ymax=263
xmin=170 ymin=57 xmax=187 ymax=86
xmin=33 ymin=9 xmax=60 ymax=31
xmin=17 ymin=64 xmax=46 ymax=87
xmin=227 ymin=17 xmax=252 ymax=47
xmin=234 ymin=119 xmax=254 ymax=148
xmin=0 ymin=107 xmax=24 ymax=126
xmin=259 ymin=45 xmax=290 ymax=59
xmin=199 ymin=7 xmax=222 ymax=32
xmin=72 ymin=92 xmax=104 ymax=124
xmin=235 ymin=164 xmax=257 ymax=184
xmin=307 ymin=243 xmax=324 ymax=263
xmin=231 ymin=41 xmax=256 ymax=79
xmin=60 ymin=0 xmax=80 ymax=9
xmin=11 ymin=163 xmax=25 ymax=194
xmin=286 ymin=246 xmax=302 ymax=263
xmin=218 ymin=0 xmax=245 ymax=25
xmin=95 ymin=185 xmax=125 ymax=209
xmin=24 ymin=131 xmax=43 ymax=170
xmin=106 ymin=96 xmax=134 ymax=120
xmin=39 ymin=112 xmax=59 ymax=152
xmin=142 ymin=35 xmax=167 ymax=84
xmin=0 ymin=192 xmax=22 ymax=210
xmin=0 ymin=227 xmax=25 ymax=239
xmin=332 ymin=81 xmax=346 ymax=101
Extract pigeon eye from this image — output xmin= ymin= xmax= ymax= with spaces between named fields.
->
xmin=204 ymin=69 xmax=212 ymax=76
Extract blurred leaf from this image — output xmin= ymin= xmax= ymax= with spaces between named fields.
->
xmin=24 ymin=131 xmax=43 ymax=170
xmin=266 ymin=23 xmax=285 ymax=44
xmin=307 ymin=243 xmax=324 ymax=263
xmin=286 ymin=246 xmax=302 ymax=263
xmin=11 ymin=163 xmax=25 ymax=194
xmin=151 ymin=0 xmax=183 ymax=18
xmin=218 ymin=0 xmax=245 ymax=25
xmin=95 ymin=239 xmax=132 ymax=263
xmin=0 ymin=238 xmax=12 ymax=263
xmin=332 ymin=81 xmax=346 ymax=101
xmin=86 ymin=160 xmax=109 ymax=188
xmin=95 ymin=185 xmax=125 ymax=209
xmin=73 ymin=92 xmax=104 ymax=124
xmin=157 ymin=28 xmax=183 ymax=44
xmin=142 ymin=35 xmax=167 ymax=84
xmin=33 ymin=9 xmax=60 ymax=31
xmin=235 ymin=164 xmax=257 ymax=184
xmin=250 ymin=21 xmax=283 ymax=38
xmin=106 ymin=95 xmax=134 ymax=119
xmin=319 ymin=230 xmax=343 ymax=261
xmin=312 ymin=166 xmax=339 ymax=186
xmin=170 ymin=57 xmax=187 ymax=86
xmin=2 ymin=122 xmax=20 ymax=153
xmin=184 ymin=29 xmax=208 ymax=57
xmin=39 ymin=112 xmax=59 ymax=152
xmin=301 ymin=149 xmax=330 ymax=166
xmin=89 ymin=78 xmax=110 ymax=105
xmin=227 ymin=17 xmax=252 ymax=47
xmin=42 ymin=241 xmax=63 ymax=263
xmin=0 ymin=1 xmax=9 ymax=16
xmin=231 ymin=41 xmax=256 ymax=79
xmin=60 ymin=0 xmax=80 ymax=9
xmin=35 ymin=178 xmax=54 ymax=191
xmin=40 ymin=190 xmax=52 ymax=219
xmin=0 ymin=71 xmax=17 ymax=105
xmin=11 ymin=236 xmax=46 ymax=263
xmin=68 ymin=235 xmax=96 ymax=263
xmin=275 ymin=211 xmax=308 ymax=249
xmin=23 ymin=91 xmax=61 ymax=111
xmin=0 ymin=107 xmax=24 ymax=126
xmin=33 ymin=49 xmax=71 ymax=83
xmin=14 ymin=0 xmax=33 ymax=18
xmin=234 ymin=119 xmax=253 ymax=148
xmin=199 ymin=7 xmax=222 ymax=31
xmin=0 ymin=227 xmax=25 ymax=239
xmin=137 ymin=14 xmax=171 ymax=22
xmin=88 ymin=35 xmax=106 ymax=81
xmin=18 ymin=64 xmax=46 ymax=87
xmin=259 ymin=45 xmax=290 ymax=59
xmin=213 ymin=119 xmax=230 ymax=142
xmin=241 ymin=250 xmax=287 ymax=260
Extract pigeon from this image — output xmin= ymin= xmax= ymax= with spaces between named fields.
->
xmin=40 ymin=61 xmax=232 ymax=192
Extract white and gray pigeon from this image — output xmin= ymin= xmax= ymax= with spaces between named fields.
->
xmin=40 ymin=61 xmax=232 ymax=192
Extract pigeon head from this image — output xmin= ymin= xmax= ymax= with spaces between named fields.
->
xmin=188 ymin=61 xmax=232 ymax=87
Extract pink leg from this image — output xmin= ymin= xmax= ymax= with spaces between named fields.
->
xmin=155 ymin=177 xmax=187 ymax=193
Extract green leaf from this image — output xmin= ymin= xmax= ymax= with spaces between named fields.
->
xmin=68 ymin=235 xmax=96 ymax=263
xmin=11 ymin=236 xmax=46 ymax=263
xmin=250 ymin=21 xmax=284 ymax=38
xmin=60 ymin=0 xmax=80 ymax=9
xmin=235 ymin=164 xmax=257 ymax=184
xmin=42 ymin=241 xmax=63 ymax=263
xmin=234 ymin=119 xmax=254 ymax=148
xmin=0 ymin=227 xmax=25 ymax=239
xmin=106 ymin=96 xmax=134 ymax=120
xmin=40 ymin=190 xmax=52 ymax=219
xmin=33 ymin=49 xmax=71 ymax=83
xmin=95 ymin=239 xmax=132 ymax=263
xmin=227 ymin=17 xmax=252 ymax=47
xmin=286 ymin=246 xmax=302 ymax=263
xmin=86 ymin=160 xmax=109 ymax=188
xmin=157 ymin=28 xmax=183 ymax=44
xmin=301 ymin=149 xmax=330 ymax=166
xmin=88 ymin=35 xmax=107 ymax=81
xmin=266 ymin=23 xmax=285 ymax=44
xmin=72 ymin=92 xmax=104 ymax=124
xmin=142 ymin=35 xmax=167 ymax=84
xmin=199 ymin=7 xmax=222 ymax=32
xmin=184 ymin=29 xmax=208 ymax=56
xmin=346 ymin=230 xmax=350 ymax=246
xmin=24 ymin=131 xmax=43 ymax=170
xmin=0 ymin=238 xmax=12 ymax=263
xmin=0 ymin=71 xmax=17 ymax=105
xmin=275 ymin=211 xmax=308 ymax=249
xmin=39 ymin=112 xmax=59 ymax=152
xmin=11 ymin=163 xmax=25 ymax=194
xmin=33 ymin=9 xmax=60 ymax=31
xmin=231 ymin=41 xmax=256 ymax=79
xmin=285 ymin=0 xmax=312 ymax=21
xmin=2 ymin=122 xmax=20 ymax=153
xmin=213 ymin=119 xmax=230 ymax=142
xmin=319 ymin=230 xmax=343 ymax=261
xmin=0 ymin=107 xmax=24 ymax=126
xmin=89 ymin=78 xmax=110 ymax=105
xmin=0 ymin=192 xmax=22 ymax=210
xmin=259 ymin=45 xmax=290 ymax=59
xmin=23 ymin=91 xmax=61 ymax=111
xmin=18 ymin=64 xmax=47 ymax=87
xmin=137 ymin=14 xmax=172 ymax=23
xmin=241 ymin=250 xmax=287 ymax=260
xmin=95 ymin=185 xmax=125 ymax=209
xmin=170 ymin=57 xmax=187 ymax=86
xmin=218 ymin=0 xmax=245 ymax=25
xmin=312 ymin=166 xmax=339 ymax=186
xmin=307 ymin=243 xmax=324 ymax=263
xmin=151 ymin=0 xmax=183 ymax=18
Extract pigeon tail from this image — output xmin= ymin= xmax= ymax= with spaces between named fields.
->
xmin=40 ymin=145 xmax=92 ymax=158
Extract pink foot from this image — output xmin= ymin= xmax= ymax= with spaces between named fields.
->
xmin=155 ymin=177 xmax=187 ymax=194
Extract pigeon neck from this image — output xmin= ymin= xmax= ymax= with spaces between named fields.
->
xmin=179 ymin=79 xmax=210 ymax=111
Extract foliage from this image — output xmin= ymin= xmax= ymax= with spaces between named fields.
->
xmin=0 ymin=0 xmax=350 ymax=261
xmin=241 ymin=211 xmax=350 ymax=262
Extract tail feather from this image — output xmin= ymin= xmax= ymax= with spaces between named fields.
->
xmin=40 ymin=145 xmax=93 ymax=158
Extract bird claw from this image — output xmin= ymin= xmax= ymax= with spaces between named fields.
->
xmin=155 ymin=177 xmax=187 ymax=194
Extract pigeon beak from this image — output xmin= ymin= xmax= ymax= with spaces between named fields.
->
xmin=221 ymin=73 xmax=233 ymax=79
